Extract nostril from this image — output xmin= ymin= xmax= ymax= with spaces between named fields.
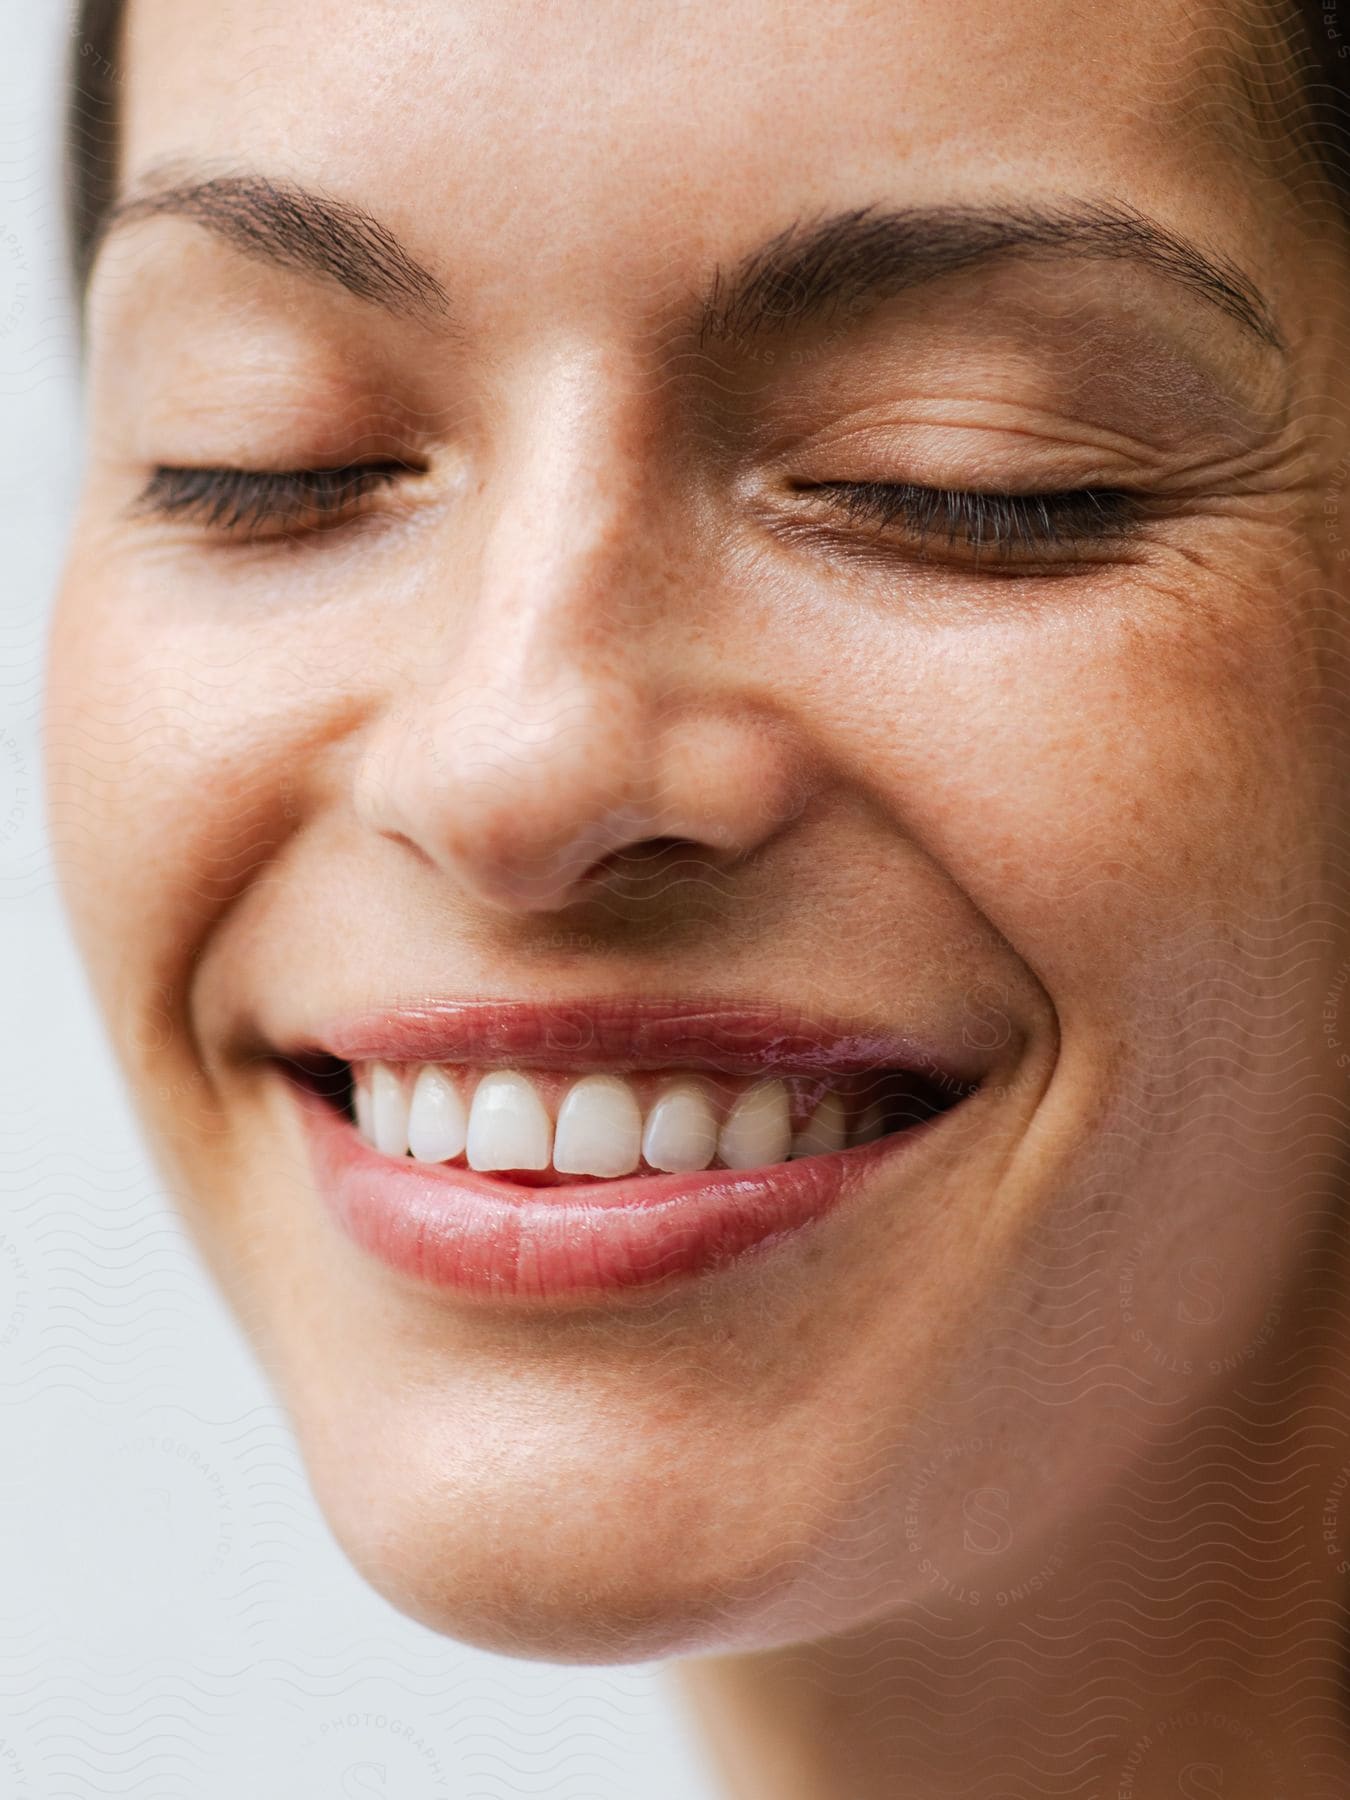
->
xmin=622 ymin=836 xmax=695 ymax=862
xmin=579 ymin=837 xmax=698 ymax=886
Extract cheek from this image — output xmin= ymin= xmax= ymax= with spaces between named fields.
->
xmin=827 ymin=560 xmax=1330 ymax=1011
xmin=46 ymin=527 xmax=1327 ymax=1097
xmin=43 ymin=541 xmax=370 ymax=1075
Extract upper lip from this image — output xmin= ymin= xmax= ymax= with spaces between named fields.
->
xmin=278 ymin=996 xmax=992 ymax=1089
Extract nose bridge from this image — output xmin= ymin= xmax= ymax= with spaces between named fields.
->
xmin=355 ymin=338 xmax=808 ymax=915
xmin=355 ymin=345 xmax=674 ymax=907
xmin=473 ymin=342 xmax=660 ymax=703
xmin=440 ymin=346 xmax=673 ymax=889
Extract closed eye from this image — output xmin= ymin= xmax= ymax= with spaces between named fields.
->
xmin=132 ymin=461 xmax=419 ymax=536
xmin=134 ymin=464 xmax=1144 ymax=564
xmin=797 ymin=480 xmax=1145 ymax=564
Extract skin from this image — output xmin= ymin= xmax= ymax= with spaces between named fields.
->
xmin=44 ymin=0 xmax=1350 ymax=1792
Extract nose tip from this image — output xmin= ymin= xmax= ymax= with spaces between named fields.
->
xmin=438 ymin=785 xmax=676 ymax=918
xmin=356 ymin=674 xmax=812 ymax=918
xmin=350 ymin=351 xmax=817 ymax=919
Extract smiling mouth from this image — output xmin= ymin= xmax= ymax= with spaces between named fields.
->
xmin=273 ymin=998 xmax=988 ymax=1298
xmin=287 ymin=1053 xmax=973 ymax=1186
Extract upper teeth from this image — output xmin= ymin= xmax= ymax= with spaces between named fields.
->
xmin=349 ymin=1062 xmax=886 ymax=1177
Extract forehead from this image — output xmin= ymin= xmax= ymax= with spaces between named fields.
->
xmin=119 ymin=0 xmax=1268 ymax=310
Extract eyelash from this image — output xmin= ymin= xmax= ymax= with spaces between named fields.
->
xmin=135 ymin=462 xmax=413 ymax=533
xmin=800 ymin=480 xmax=1140 ymax=558
xmin=134 ymin=462 xmax=1139 ymax=563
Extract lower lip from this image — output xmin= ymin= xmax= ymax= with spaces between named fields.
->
xmin=292 ymin=1076 xmax=962 ymax=1303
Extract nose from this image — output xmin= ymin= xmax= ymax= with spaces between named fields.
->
xmin=354 ymin=360 xmax=813 ymax=916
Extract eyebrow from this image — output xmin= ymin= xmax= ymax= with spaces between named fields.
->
xmin=96 ymin=171 xmax=1282 ymax=356
xmin=697 ymin=200 xmax=1283 ymax=354
xmin=95 ymin=171 xmax=452 ymax=320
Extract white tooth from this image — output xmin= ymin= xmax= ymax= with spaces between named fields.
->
xmin=407 ymin=1065 xmax=468 ymax=1163
xmin=370 ymin=1062 xmax=411 ymax=1157
xmin=642 ymin=1079 xmax=718 ymax=1172
xmin=717 ymin=1079 xmax=791 ymax=1170
xmin=790 ymin=1090 xmax=847 ymax=1159
xmin=553 ymin=1074 xmax=643 ymax=1177
xmin=850 ymin=1096 xmax=888 ymax=1147
xmin=353 ymin=1067 xmax=375 ymax=1145
xmin=466 ymin=1070 xmax=553 ymax=1171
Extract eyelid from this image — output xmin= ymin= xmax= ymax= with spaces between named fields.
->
xmin=134 ymin=461 xmax=1142 ymax=567
xmin=794 ymin=479 xmax=1144 ymax=560
xmin=131 ymin=460 xmax=419 ymax=536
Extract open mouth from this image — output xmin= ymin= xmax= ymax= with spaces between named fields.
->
xmin=287 ymin=1054 xmax=975 ymax=1186
xmin=275 ymin=1000 xmax=988 ymax=1299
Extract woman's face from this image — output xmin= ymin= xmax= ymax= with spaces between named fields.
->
xmin=46 ymin=0 xmax=1350 ymax=1657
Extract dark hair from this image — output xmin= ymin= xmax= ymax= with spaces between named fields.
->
xmin=64 ymin=0 xmax=1350 ymax=297
xmin=67 ymin=0 xmax=125 ymax=294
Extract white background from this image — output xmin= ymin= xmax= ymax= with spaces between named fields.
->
xmin=0 ymin=5 xmax=718 ymax=1794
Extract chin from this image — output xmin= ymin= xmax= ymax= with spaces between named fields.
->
xmin=280 ymin=1380 xmax=839 ymax=1664
xmin=314 ymin=1484 xmax=800 ymax=1664
xmin=351 ymin=1555 xmax=746 ymax=1665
